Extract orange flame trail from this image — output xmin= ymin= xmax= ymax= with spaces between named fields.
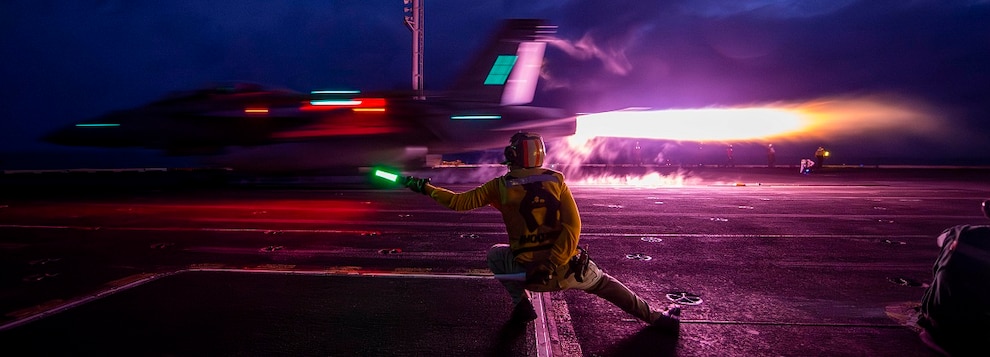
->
xmin=572 ymin=95 xmax=940 ymax=143
xmin=573 ymin=107 xmax=805 ymax=142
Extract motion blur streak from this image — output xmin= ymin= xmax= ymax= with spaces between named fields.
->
xmin=571 ymin=95 xmax=938 ymax=143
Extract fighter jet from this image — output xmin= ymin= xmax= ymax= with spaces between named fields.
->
xmin=43 ymin=19 xmax=576 ymax=174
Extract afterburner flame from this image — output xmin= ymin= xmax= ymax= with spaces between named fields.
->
xmin=574 ymin=107 xmax=805 ymax=142
xmin=572 ymin=96 xmax=940 ymax=143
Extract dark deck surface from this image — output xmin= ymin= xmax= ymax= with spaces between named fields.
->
xmin=0 ymin=271 xmax=531 ymax=356
xmin=1 ymin=166 xmax=988 ymax=356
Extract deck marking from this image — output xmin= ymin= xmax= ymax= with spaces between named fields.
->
xmin=533 ymin=292 xmax=553 ymax=357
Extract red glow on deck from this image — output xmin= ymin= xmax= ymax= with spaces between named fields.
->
xmin=168 ymin=199 xmax=378 ymax=223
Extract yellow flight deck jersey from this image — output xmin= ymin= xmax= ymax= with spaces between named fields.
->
xmin=428 ymin=167 xmax=581 ymax=268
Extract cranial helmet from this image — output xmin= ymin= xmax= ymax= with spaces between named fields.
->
xmin=503 ymin=132 xmax=545 ymax=168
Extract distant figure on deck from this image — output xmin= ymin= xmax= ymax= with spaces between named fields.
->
xmin=767 ymin=144 xmax=776 ymax=168
xmin=918 ymin=199 xmax=990 ymax=356
xmin=814 ymin=146 xmax=827 ymax=170
xmin=725 ymin=145 xmax=735 ymax=167
xmin=633 ymin=141 xmax=643 ymax=166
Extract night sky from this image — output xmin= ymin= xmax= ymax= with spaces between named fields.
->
xmin=2 ymin=1 xmax=988 ymax=169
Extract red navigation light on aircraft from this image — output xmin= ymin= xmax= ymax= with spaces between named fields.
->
xmin=353 ymin=98 xmax=386 ymax=112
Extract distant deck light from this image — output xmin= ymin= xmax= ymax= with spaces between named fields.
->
xmin=353 ymin=108 xmax=386 ymax=112
xmin=244 ymin=108 xmax=269 ymax=114
xmin=451 ymin=115 xmax=502 ymax=120
xmin=75 ymin=123 xmax=120 ymax=127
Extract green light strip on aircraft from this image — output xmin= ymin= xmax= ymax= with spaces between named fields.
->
xmin=75 ymin=124 xmax=120 ymax=127
xmin=310 ymin=99 xmax=361 ymax=106
xmin=484 ymin=55 xmax=518 ymax=85
xmin=311 ymin=90 xmax=360 ymax=94
xmin=450 ymin=115 xmax=502 ymax=120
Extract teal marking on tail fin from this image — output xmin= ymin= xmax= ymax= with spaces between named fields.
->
xmin=484 ymin=55 xmax=519 ymax=85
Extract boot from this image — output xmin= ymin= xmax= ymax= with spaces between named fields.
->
xmin=509 ymin=298 xmax=538 ymax=323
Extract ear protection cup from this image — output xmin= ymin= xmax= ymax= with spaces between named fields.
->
xmin=504 ymin=144 xmax=519 ymax=166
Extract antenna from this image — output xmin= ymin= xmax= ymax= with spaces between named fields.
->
xmin=403 ymin=0 xmax=424 ymax=99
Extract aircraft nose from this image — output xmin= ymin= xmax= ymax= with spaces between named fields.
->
xmin=43 ymin=120 xmax=125 ymax=147
xmin=43 ymin=110 xmax=135 ymax=147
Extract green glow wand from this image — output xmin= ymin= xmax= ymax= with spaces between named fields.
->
xmin=373 ymin=169 xmax=401 ymax=183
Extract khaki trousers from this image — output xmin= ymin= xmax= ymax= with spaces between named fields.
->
xmin=486 ymin=243 xmax=655 ymax=322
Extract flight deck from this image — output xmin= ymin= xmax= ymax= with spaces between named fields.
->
xmin=1 ymin=166 xmax=987 ymax=356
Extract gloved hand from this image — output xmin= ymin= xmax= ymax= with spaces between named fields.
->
xmin=563 ymin=246 xmax=590 ymax=283
xmin=401 ymin=176 xmax=430 ymax=194
xmin=525 ymin=260 xmax=556 ymax=285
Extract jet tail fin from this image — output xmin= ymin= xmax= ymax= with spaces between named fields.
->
xmin=448 ymin=19 xmax=556 ymax=106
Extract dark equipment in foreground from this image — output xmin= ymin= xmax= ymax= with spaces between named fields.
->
xmin=918 ymin=199 xmax=990 ymax=355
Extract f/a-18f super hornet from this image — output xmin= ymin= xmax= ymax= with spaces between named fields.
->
xmin=44 ymin=19 xmax=576 ymax=173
